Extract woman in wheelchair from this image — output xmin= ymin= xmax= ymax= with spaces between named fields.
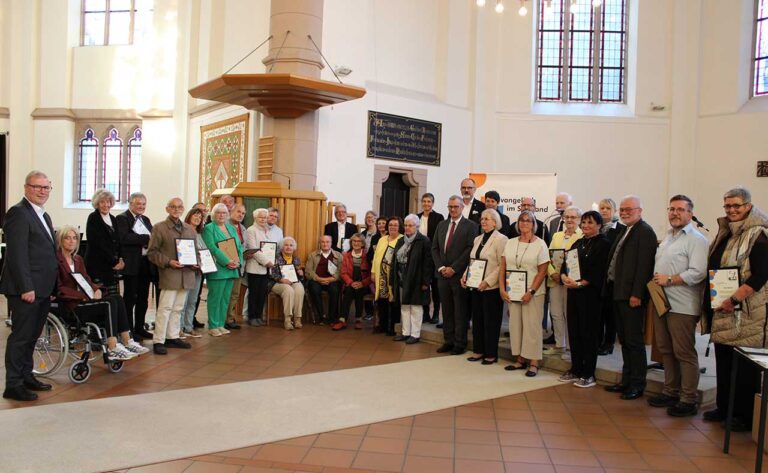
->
xmin=55 ymin=226 xmax=149 ymax=361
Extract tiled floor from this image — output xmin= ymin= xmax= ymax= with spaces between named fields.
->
xmin=2 ymin=297 xmax=767 ymax=473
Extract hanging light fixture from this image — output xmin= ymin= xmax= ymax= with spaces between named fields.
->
xmin=518 ymin=0 xmax=528 ymax=16
xmin=476 ymin=0 xmax=486 ymax=6
xmin=495 ymin=0 xmax=505 ymax=13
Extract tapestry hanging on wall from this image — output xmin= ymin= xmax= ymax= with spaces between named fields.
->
xmin=199 ymin=113 xmax=249 ymax=205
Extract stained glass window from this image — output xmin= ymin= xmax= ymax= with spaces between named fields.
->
xmin=754 ymin=0 xmax=768 ymax=97
xmin=76 ymin=126 xmax=141 ymax=203
xmin=102 ymin=128 xmax=123 ymax=201
xmin=81 ymin=0 xmax=154 ymax=46
xmin=77 ymin=128 xmax=99 ymax=202
xmin=536 ymin=0 xmax=628 ymax=104
xmin=127 ymin=128 xmax=142 ymax=197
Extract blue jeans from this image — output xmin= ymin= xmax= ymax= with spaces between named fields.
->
xmin=181 ymin=272 xmax=202 ymax=332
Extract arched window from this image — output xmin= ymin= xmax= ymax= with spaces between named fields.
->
xmin=77 ymin=128 xmax=99 ymax=202
xmin=81 ymin=0 xmax=154 ymax=46
xmin=754 ymin=0 xmax=768 ymax=97
xmin=127 ymin=128 xmax=142 ymax=197
xmin=102 ymin=128 xmax=123 ymax=201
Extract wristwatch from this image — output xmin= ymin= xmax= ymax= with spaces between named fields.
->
xmin=529 ymin=288 xmax=536 ymax=295
xmin=667 ymin=276 xmax=673 ymax=286
xmin=729 ymin=296 xmax=740 ymax=306
xmin=577 ymin=281 xmax=583 ymax=288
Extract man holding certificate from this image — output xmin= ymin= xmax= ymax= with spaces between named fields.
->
xmin=146 ymin=198 xmax=197 ymax=355
xmin=645 ymin=195 xmax=707 ymax=417
xmin=306 ymin=236 xmax=342 ymax=325
xmin=701 ymin=187 xmax=768 ymax=431
xmin=603 ymin=195 xmax=657 ymax=400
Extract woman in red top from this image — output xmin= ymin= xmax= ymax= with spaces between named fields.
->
xmin=335 ymin=233 xmax=372 ymax=330
xmin=56 ymin=225 xmax=148 ymax=360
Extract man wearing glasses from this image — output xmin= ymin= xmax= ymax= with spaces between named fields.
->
xmin=1 ymin=171 xmax=57 ymax=401
xmin=647 ymin=195 xmax=707 ymax=417
xmin=509 ymin=197 xmax=551 ymax=244
xmin=604 ymin=195 xmax=658 ymax=400
xmin=460 ymin=178 xmax=485 ymax=224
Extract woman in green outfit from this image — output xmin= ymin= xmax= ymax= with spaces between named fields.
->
xmin=202 ymin=202 xmax=243 ymax=337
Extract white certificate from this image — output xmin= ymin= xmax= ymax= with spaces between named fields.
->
xmin=198 ymin=249 xmax=218 ymax=274
xmin=341 ymin=238 xmax=351 ymax=252
xmin=466 ymin=259 xmax=488 ymax=289
xmin=260 ymin=241 xmax=277 ymax=264
xmin=175 ymin=238 xmax=198 ymax=266
xmin=71 ymin=272 xmax=95 ymax=300
xmin=710 ymin=267 xmax=741 ymax=309
xmin=550 ymin=249 xmax=565 ymax=273
xmin=565 ymin=248 xmax=581 ymax=281
xmin=327 ymin=259 xmax=338 ymax=276
xmin=281 ymin=264 xmax=299 ymax=283
xmin=505 ymin=270 xmax=528 ymax=302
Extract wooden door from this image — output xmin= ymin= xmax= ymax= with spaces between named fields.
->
xmin=379 ymin=172 xmax=410 ymax=219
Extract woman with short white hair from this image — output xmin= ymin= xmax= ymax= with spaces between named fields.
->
xmin=245 ymin=208 xmax=275 ymax=327
xmin=268 ymin=236 xmax=305 ymax=330
xmin=85 ymin=188 xmax=125 ymax=294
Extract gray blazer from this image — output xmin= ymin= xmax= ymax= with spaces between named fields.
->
xmin=431 ymin=217 xmax=478 ymax=279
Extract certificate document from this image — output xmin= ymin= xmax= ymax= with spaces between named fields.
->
xmin=327 ymin=259 xmax=338 ymax=276
xmin=71 ymin=272 xmax=95 ymax=299
xmin=505 ymin=270 xmax=528 ymax=302
xmin=176 ymin=238 xmax=198 ymax=266
xmin=198 ymin=249 xmax=218 ymax=274
xmin=565 ymin=248 xmax=581 ymax=281
xmin=217 ymin=238 xmax=240 ymax=265
xmin=341 ymin=238 xmax=351 ymax=252
xmin=260 ymin=241 xmax=277 ymax=264
xmin=281 ymin=264 xmax=299 ymax=283
xmin=709 ymin=267 xmax=741 ymax=309
xmin=549 ymin=249 xmax=565 ymax=273
xmin=466 ymin=259 xmax=488 ymax=289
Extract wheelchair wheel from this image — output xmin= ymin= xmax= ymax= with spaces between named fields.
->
xmin=108 ymin=360 xmax=123 ymax=373
xmin=68 ymin=360 xmax=91 ymax=384
xmin=67 ymin=329 xmax=101 ymax=364
xmin=33 ymin=314 xmax=69 ymax=376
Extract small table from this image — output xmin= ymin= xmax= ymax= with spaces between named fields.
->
xmin=723 ymin=347 xmax=768 ymax=473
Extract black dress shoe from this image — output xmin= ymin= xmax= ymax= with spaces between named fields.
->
xmin=667 ymin=402 xmax=697 ymax=417
xmin=703 ymin=408 xmax=725 ymax=422
xmin=451 ymin=347 xmax=466 ymax=356
xmin=3 ymin=386 xmax=38 ymax=401
xmin=193 ymin=319 xmax=205 ymax=329
xmin=405 ymin=337 xmax=420 ymax=344
xmin=393 ymin=335 xmax=408 ymax=341
xmin=165 ymin=338 xmax=192 ymax=349
xmin=647 ymin=394 xmax=680 ymax=408
xmin=429 ymin=316 xmax=440 ymax=324
xmin=23 ymin=376 xmax=52 ymax=391
xmin=604 ymin=383 xmax=629 ymax=393
xmin=620 ymin=389 xmax=644 ymax=400
xmin=436 ymin=343 xmax=454 ymax=353
xmin=153 ymin=343 xmax=168 ymax=355
xmin=481 ymin=358 xmax=498 ymax=365
xmin=467 ymin=355 xmax=484 ymax=362
xmin=436 ymin=323 xmax=444 ymax=329
xmin=597 ymin=345 xmax=614 ymax=356
xmin=224 ymin=322 xmax=241 ymax=330
xmin=135 ymin=329 xmax=154 ymax=340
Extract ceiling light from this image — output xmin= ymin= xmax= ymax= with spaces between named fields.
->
xmin=476 ymin=0 xmax=486 ymax=6
xmin=495 ymin=0 xmax=505 ymax=13
xmin=518 ymin=0 xmax=527 ymax=16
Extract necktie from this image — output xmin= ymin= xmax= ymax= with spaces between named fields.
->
xmin=445 ymin=221 xmax=456 ymax=252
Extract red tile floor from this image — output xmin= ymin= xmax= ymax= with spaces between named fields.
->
xmin=1 ymin=304 xmax=766 ymax=473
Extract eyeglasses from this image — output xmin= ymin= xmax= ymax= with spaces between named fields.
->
xmin=447 ymin=205 xmax=462 ymax=209
xmin=619 ymin=207 xmax=639 ymax=213
xmin=723 ymin=203 xmax=749 ymax=210
xmin=167 ymin=205 xmax=184 ymax=210
xmin=26 ymin=184 xmax=52 ymax=192
xmin=563 ymin=216 xmax=579 ymax=220
xmin=667 ymin=207 xmax=689 ymax=213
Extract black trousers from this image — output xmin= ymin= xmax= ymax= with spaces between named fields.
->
xmin=73 ymin=295 xmax=130 ymax=338
xmin=247 ymin=274 xmax=270 ymax=321
xmin=5 ymin=296 xmax=51 ymax=388
xmin=342 ymin=285 xmax=369 ymax=322
xmin=600 ymin=287 xmax=616 ymax=348
xmin=715 ymin=343 xmax=761 ymax=424
xmin=438 ymin=275 xmax=469 ymax=349
xmin=470 ymin=289 xmax=503 ymax=358
xmin=614 ymin=300 xmax=647 ymax=390
xmin=122 ymin=257 xmax=151 ymax=333
xmin=422 ymin=276 xmax=441 ymax=320
xmin=376 ymin=299 xmax=400 ymax=333
xmin=307 ymin=280 xmax=339 ymax=322
xmin=567 ymin=289 xmax=602 ymax=378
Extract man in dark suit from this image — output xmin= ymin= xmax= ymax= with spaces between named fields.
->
xmin=1 ymin=171 xmax=58 ymax=401
xmin=547 ymin=192 xmax=573 ymax=236
xmin=116 ymin=192 xmax=155 ymax=340
xmin=418 ymin=193 xmax=445 ymax=323
xmin=604 ymin=195 xmax=658 ymax=400
xmin=484 ymin=190 xmax=511 ymax=236
xmin=324 ymin=203 xmax=358 ymax=252
xmin=460 ymin=178 xmax=485 ymax=224
xmin=431 ymin=195 xmax=478 ymax=355
xmin=509 ymin=197 xmax=551 ymax=244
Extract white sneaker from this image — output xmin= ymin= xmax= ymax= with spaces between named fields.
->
xmin=574 ymin=376 xmax=597 ymax=388
xmin=109 ymin=344 xmax=137 ymax=360
xmin=125 ymin=339 xmax=150 ymax=354
xmin=219 ymin=327 xmax=231 ymax=335
xmin=558 ymin=371 xmax=578 ymax=383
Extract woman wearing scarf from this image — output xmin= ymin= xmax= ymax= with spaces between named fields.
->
xmin=391 ymin=215 xmax=433 ymax=344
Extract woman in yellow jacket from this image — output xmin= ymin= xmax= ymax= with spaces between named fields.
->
xmin=546 ymin=206 xmax=582 ymax=359
xmin=371 ymin=216 xmax=403 ymax=335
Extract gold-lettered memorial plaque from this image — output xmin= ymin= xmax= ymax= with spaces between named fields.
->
xmin=366 ymin=111 xmax=441 ymax=166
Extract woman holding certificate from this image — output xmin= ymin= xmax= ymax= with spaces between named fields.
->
xmin=559 ymin=211 xmax=610 ymax=388
xmin=55 ymin=226 xmax=149 ymax=360
xmin=500 ymin=211 xmax=550 ymax=377
xmin=701 ymin=187 xmax=768 ymax=431
xmin=546 ymin=207 xmax=582 ymax=359
xmin=245 ymin=208 xmax=276 ymax=327
xmin=179 ymin=208 xmax=208 ymax=338
xmin=461 ymin=210 xmax=508 ymax=364
xmin=202 ymin=203 xmax=243 ymax=337
xmin=268 ymin=236 xmax=305 ymax=330
xmin=372 ymin=217 xmax=404 ymax=335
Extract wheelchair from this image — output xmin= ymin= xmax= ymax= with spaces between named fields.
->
xmin=32 ymin=302 xmax=125 ymax=384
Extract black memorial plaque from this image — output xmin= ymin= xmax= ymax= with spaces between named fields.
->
xmin=366 ymin=111 xmax=441 ymax=166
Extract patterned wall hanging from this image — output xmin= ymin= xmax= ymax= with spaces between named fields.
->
xmin=199 ymin=113 xmax=250 ymax=205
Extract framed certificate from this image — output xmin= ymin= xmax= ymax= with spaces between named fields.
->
xmin=71 ymin=272 xmax=95 ymax=300
xmin=565 ymin=248 xmax=581 ymax=281
xmin=327 ymin=259 xmax=338 ymax=276
xmin=260 ymin=241 xmax=277 ymax=264
xmin=198 ymin=249 xmax=218 ymax=274
xmin=505 ymin=270 xmax=528 ymax=302
xmin=709 ymin=267 xmax=741 ymax=309
xmin=217 ymin=238 xmax=240 ymax=265
xmin=384 ymin=246 xmax=395 ymax=265
xmin=175 ymin=238 xmax=198 ymax=266
xmin=549 ymin=249 xmax=565 ymax=273
xmin=466 ymin=259 xmax=488 ymax=289
xmin=280 ymin=264 xmax=299 ymax=283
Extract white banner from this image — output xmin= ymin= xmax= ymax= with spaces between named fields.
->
xmin=470 ymin=173 xmax=558 ymax=223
